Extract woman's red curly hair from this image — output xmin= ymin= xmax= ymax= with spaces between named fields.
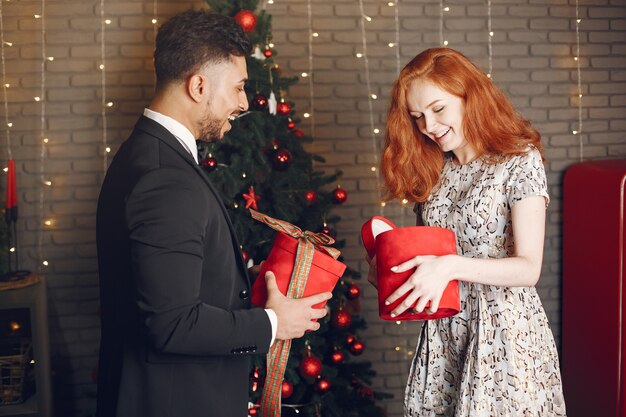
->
xmin=382 ymin=47 xmax=544 ymax=202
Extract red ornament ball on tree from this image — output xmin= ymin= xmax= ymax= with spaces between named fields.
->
xmin=271 ymin=148 xmax=292 ymax=171
xmin=276 ymin=101 xmax=292 ymax=116
xmin=263 ymin=48 xmax=273 ymax=58
xmin=321 ymin=226 xmax=336 ymax=239
xmin=315 ymin=378 xmax=331 ymax=394
xmin=332 ymin=187 xmax=348 ymax=204
xmin=293 ymin=129 xmax=305 ymax=138
xmin=201 ymin=157 xmax=218 ymax=171
xmin=287 ymin=120 xmax=296 ymax=130
xmin=234 ymin=10 xmax=257 ymax=33
xmin=346 ymin=283 xmax=361 ymax=300
xmin=251 ymin=94 xmax=268 ymax=111
xmin=345 ymin=334 xmax=355 ymax=345
xmin=349 ymin=340 xmax=365 ymax=356
xmin=241 ymin=250 xmax=249 ymax=262
xmin=248 ymin=406 xmax=258 ymax=416
xmin=305 ymin=190 xmax=317 ymax=204
xmin=332 ymin=310 xmax=352 ymax=329
xmin=281 ymin=380 xmax=294 ymax=398
xmin=299 ymin=355 xmax=323 ymax=379
xmin=331 ymin=351 xmax=345 ymax=364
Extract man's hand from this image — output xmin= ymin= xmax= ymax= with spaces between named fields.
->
xmin=264 ymin=271 xmax=331 ymax=340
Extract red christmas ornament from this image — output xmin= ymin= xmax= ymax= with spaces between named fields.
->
xmin=332 ymin=186 xmax=348 ymax=204
xmin=271 ymin=148 xmax=292 ymax=171
xmin=349 ymin=339 xmax=365 ymax=356
xmin=287 ymin=120 xmax=296 ymax=130
xmin=243 ymin=186 xmax=261 ymax=210
xmin=332 ymin=310 xmax=352 ymax=329
xmin=331 ymin=350 xmax=345 ymax=364
xmin=305 ymin=190 xmax=317 ymax=204
xmin=281 ymin=380 xmax=294 ymax=398
xmin=263 ymin=48 xmax=273 ymax=58
xmin=358 ymin=385 xmax=374 ymax=399
xmin=346 ymin=283 xmax=361 ymax=300
xmin=242 ymin=250 xmax=250 ymax=263
xmin=293 ymin=128 xmax=305 ymax=138
xmin=201 ymin=157 xmax=218 ymax=171
xmin=299 ymin=355 xmax=323 ymax=379
xmin=320 ymin=226 xmax=336 ymax=239
xmin=276 ymin=101 xmax=292 ymax=116
xmin=248 ymin=405 xmax=258 ymax=416
xmin=315 ymin=378 xmax=331 ymax=394
xmin=345 ymin=334 xmax=355 ymax=345
xmin=252 ymin=94 xmax=268 ymax=111
xmin=234 ymin=10 xmax=257 ymax=33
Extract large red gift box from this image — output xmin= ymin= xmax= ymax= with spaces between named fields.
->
xmin=251 ymin=232 xmax=346 ymax=309
xmin=361 ymin=216 xmax=460 ymax=321
xmin=250 ymin=210 xmax=346 ymax=308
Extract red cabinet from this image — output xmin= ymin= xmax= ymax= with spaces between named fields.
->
xmin=562 ymin=159 xmax=626 ymax=417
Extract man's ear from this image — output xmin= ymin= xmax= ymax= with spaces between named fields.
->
xmin=187 ymin=72 xmax=207 ymax=103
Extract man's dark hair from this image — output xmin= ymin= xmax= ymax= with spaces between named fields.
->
xmin=154 ymin=10 xmax=251 ymax=88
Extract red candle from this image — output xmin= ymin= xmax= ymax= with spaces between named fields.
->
xmin=6 ymin=159 xmax=15 ymax=209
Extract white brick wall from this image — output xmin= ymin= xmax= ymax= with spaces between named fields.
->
xmin=0 ymin=0 xmax=624 ymax=415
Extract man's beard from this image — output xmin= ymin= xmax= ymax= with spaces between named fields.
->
xmin=197 ymin=109 xmax=224 ymax=142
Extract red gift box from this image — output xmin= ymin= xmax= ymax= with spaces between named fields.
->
xmin=249 ymin=210 xmax=346 ymax=312
xmin=361 ymin=216 xmax=460 ymax=321
xmin=251 ymin=232 xmax=346 ymax=309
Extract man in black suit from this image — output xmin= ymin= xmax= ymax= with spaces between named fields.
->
xmin=95 ymin=10 xmax=330 ymax=417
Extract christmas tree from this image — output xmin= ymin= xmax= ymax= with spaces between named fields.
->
xmin=199 ymin=1 xmax=391 ymax=416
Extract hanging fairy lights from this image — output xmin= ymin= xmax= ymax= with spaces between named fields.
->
xmin=573 ymin=0 xmax=583 ymax=161
xmin=0 ymin=1 xmax=12 ymax=162
xmin=357 ymin=0 xmax=383 ymax=214
xmin=100 ymin=0 xmax=111 ymax=173
xmin=440 ymin=1 xmax=449 ymax=47
xmin=36 ymin=0 xmax=51 ymax=270
xmin=305 ymin=0 xmax=315 ymax=137
xmin=487 ymin=0 xmax=493 ymax=78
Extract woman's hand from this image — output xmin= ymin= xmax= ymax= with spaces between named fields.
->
xmin=385 ymin=254 xmax=456 ymax=317
xmin=365 ymin=254 xmax=378 ymax=289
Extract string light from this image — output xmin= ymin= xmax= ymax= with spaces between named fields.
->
xmin=100 ymin=0 xmax=109 ymax=172
xmin=306 ymin=0 xmax=315 ymax=137
xmin=574 ymin=0 xmax=583 ymax=161
xmin=357 ymin=0 xmax=383 ymax=216
xmin=487 ymin=0 xmax=493 ymax=78
xmin=0 ymin=0 xmax=13 ymax=162
xmin=440 ymin=0 xmax=445 ymax=46
xmin=37 ymin=0 xmax=49 ymax=271
xmin=152 ymin=0 xmax=158 ymax=39
xmin=392 ymin=0 xmax=407 ymax=225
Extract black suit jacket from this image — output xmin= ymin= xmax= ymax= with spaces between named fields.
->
xmin=96 ymin=116 xmax=272 ymax=417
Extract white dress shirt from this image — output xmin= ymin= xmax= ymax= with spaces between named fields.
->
xmin=142 ymin=108 xmax=277 ymax=346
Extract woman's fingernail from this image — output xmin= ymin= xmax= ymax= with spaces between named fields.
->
xmin=390 ymin=312 xmax=396 ymax=318
xmin=385 ymin=301 xmax=390 ymax=305
xmin=391 ymin=266 xmax=398 ymax=272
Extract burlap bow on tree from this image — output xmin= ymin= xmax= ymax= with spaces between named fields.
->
xmin=249 ymin=209 xmax=340 ymax=417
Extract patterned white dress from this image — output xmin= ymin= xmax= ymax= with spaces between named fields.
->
xmin=404 ymin=148 xmax=567 ymax=417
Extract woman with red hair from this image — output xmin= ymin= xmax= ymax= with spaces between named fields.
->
xmin=369 ymin=48 xmax=566 ymax=416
